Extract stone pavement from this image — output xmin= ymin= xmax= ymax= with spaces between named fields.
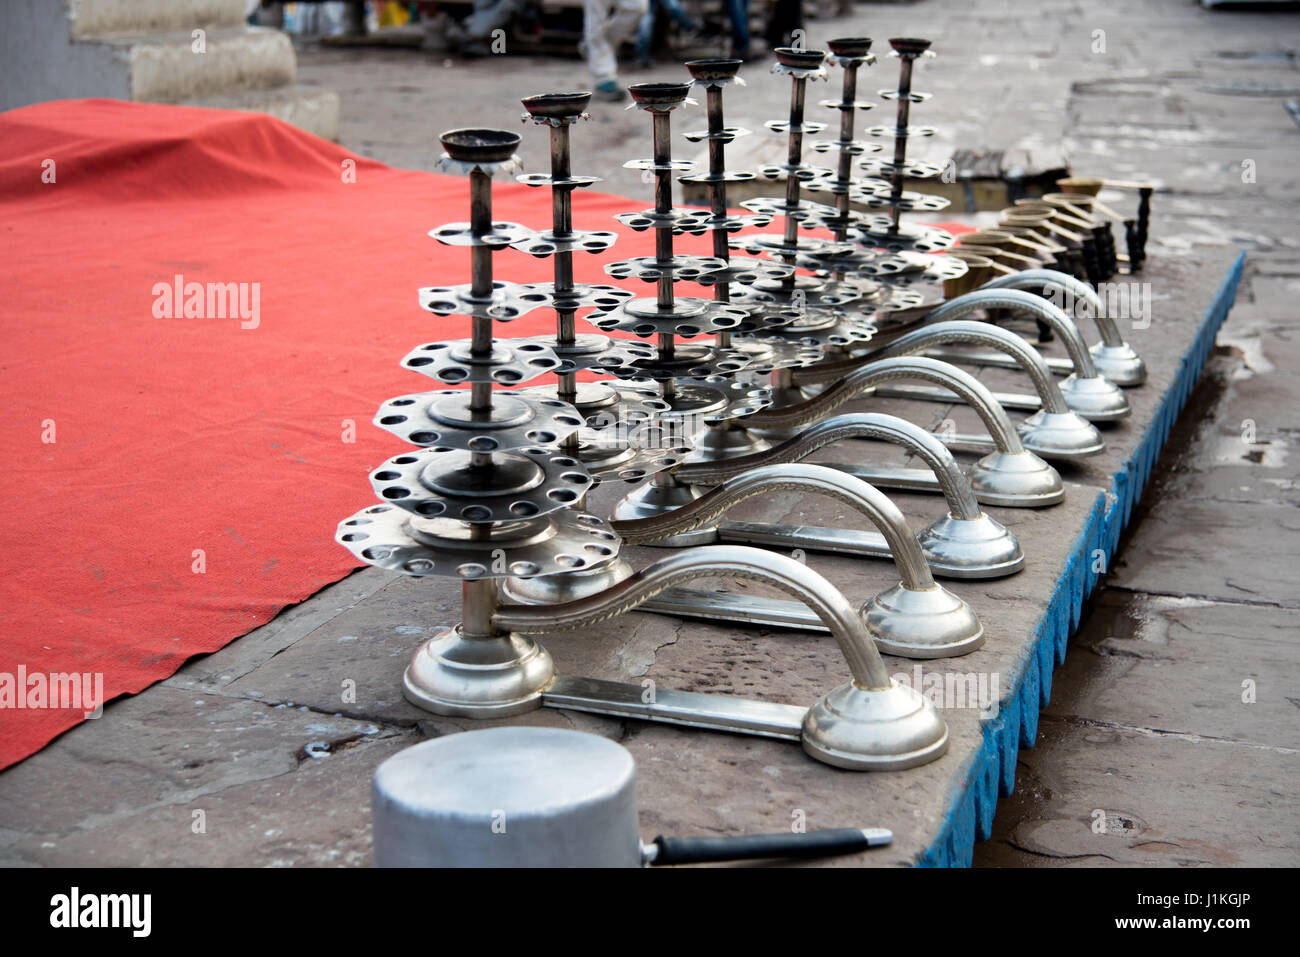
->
xmin=2 ymin=0 xmax=1297 ymax=866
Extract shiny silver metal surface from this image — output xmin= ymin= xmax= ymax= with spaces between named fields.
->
xmin=494 ymin=542 xmax=948 ymax=768
xmin=979 ymin=269 xmax=1147 ymax=386
xmin=876 ymin=320 xmax=1106 ymax=459
xmin=609 ymin=464 xmax=984 ymax=656
xmin=372 ymin=728 xmax=642 ymax=867
xmin=926 ymin=288 xmax=1131 ymax=421
xmin=742 ymin=355 xmax=1066 ymax=507
xmin=544 ymin=675 xmax=807 ymax=739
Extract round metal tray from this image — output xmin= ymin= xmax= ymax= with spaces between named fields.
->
xmin=369 ymin=446 xmax=595 ymax=522
xmin=590 ymin=297 xmax=752 ymax=338
xmin=337 ymin=506 xmax=620 ymax=581
xmin=509 ymin=228 xmax=619 ymax=258
xmin=604 ymin=254 xmax=730 ymax=284
xmin=373 ymin=390 xmax=586 ymax=452
xmin=399 ymin=338 xmax=561 ymax=385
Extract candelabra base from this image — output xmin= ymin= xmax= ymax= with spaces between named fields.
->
xmin=403 ymin=627 xmax=555 ymax=718
xmin=802 ymin=681 xmax=949 ymax=771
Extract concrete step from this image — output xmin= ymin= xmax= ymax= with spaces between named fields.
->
xmin=184 ymin=84 xmax=342 ymax=142
xmin=67 ymin=0 xmax=249 ymax=40
xmin=92 ymin=25 xmax=297 ymax=103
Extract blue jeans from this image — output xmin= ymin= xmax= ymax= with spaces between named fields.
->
xmin=722 ymin=0 xmax=749 ymax=56
xmin=635 ymin=0 xmax=698 ymax=61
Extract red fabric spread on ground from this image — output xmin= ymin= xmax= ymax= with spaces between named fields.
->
xmin=0 ymin=99 xmax=965 ymax=769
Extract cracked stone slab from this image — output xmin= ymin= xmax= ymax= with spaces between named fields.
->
xmin=1041 ymin=590 xmax=1300 ymax=749
xmin=0 ymin=685 xmax=403 ymax=865
xmin=1109 ymin=497 xmax=1300 ymax=605
xmin=975 ymin=718 xmax=1299 ymax=868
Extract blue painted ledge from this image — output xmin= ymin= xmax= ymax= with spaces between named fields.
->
xmin=916 ymin=250 xmax=1247 ymax=868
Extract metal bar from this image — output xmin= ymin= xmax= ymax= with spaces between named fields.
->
xmin=923 ymin=347 xmax=1077 ymax=376
xmin=717 ymin=521 xmax=899 ymax=559
xmin=637 ymin=587 xmax=829 ymax=631
xmin=542 ymin=674 xmax=807 ymax=740
xmin=866 ymin=381 xmax=1045 ymax=411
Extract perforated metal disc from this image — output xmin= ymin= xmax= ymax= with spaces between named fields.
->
xmin=399 ymin=338 xmax=561 ymax=385
xmin=614 ymin=208 xmax=712 ymax=235
xmin=604 ymin=254 xmax=730 ymax=284
xmin=418 ymin=280 xmax=631 ymax=320
xmin=796 ymin=247 xmax=916 ymax=277
xmin=809 ymin=139 xmax=882 ymax=156
xmin=531 ymin=333 xmax=657 ymax=374
xmin=516 ymin=172 xmax=601 ymax=190
xmin=509 ymin=229 xmax=619 ymax=257
xmin=854 ymin=189 xmax=951 ymax=213
xmin=740 ymin=196 xmax=841 ymax=222
xmin=373 ymin=391 xmax=586 ymax=452
xmin=854 ymin=217 xmax=957 ymax=253
xmin=738 ymin=311 xmax=877 ymax=348
xmin=862 ymin=124 xmax=938 ymax=138
xmin=704 ymin=255 xmax=796 ymax=285
xmin=369 ymin=447 xmax=595 ymax=522
xmin=622 ymin=343 xmax=756 ymax=380
xmin=763 ymin=119 xmax=828 ymax=135
xmin=590 ymin=297 xmax=751 ymax=338
xmin=429 ymin=221 xmax=534 ymax=248
xmin=859 ymin=157 xmax=947 ymax=179
xmin=682 ymin=125 xmax=752 ymax=143
xmin=878 ymin=89 xmax=933 ymax=103
xmin=727 ymin=271 xmax=866 ymax=308
xmin=337 ymin=506 xmax=620 ymax=580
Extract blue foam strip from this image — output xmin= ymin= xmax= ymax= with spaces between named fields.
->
xmin=915 ymin=251 xmax=1246 ymax=868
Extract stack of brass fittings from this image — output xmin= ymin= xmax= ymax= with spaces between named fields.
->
xmin=336 ymin=38 xmax=1154 ymax=777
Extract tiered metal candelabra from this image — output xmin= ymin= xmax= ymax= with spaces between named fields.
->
xmin=335 ymin=125 xmax=954 ymax=772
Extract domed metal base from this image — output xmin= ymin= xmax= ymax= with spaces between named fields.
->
xmin=1090 ymin=341 xmax=1147 ymax=387
xmin=966 ymin=450 xmax=1065 ymax=508
xmin=801 ymin=681 xmax=949 ymax=770
xmin=611 ymin=480 xmax=719 ymax=546
xmin=1059 ymin=373 xmax=1131 ymax=421
xmin=501 ymin=558 xmax=636 ymax=604
xmin=684 ymin=425 xmax=773 ymax=463
xmin=403 ymin=628 xmax=554 ymax=718
xmin=916 ymin=513 xmax=1025 ymax=578
xmin=861 ymin=583 xmax=985 ymax=658
xmin=1017 ymin=410 xmax=1106 ymax=460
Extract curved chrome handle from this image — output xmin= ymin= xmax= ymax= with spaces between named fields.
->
xmin=493 ymin=542 xmax=894 ymax=689
xmin=927 ymin=287 xmax=1099 ymax=379
xmin=876 ymin=320 xmax=1072 ymax=414
xmin=775 ymin=356 xmax=1024 ymax=453
xmin=979 ymin=268 xmax=1124 ymax=348
xmin=673 ymin=410 xmax=983 ymax=520
xmin=612 ymin=463 xmax=937 ymax=587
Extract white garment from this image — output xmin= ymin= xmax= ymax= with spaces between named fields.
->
xmin=584 ymin=0 xmax=648 ymax=83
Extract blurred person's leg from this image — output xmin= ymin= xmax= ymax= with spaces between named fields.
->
xmin=635 ymin=0 xmax=658 ymax=66
xmin=586 ymin=0 xmax=647 ymax=98
xmin=722 ymin=0 xmax=750 ymax=58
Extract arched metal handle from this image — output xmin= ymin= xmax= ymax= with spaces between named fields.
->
xmin=877 ymin=320 xmax=1072 ymax=415
xmin=493 ymin=543 xmax=894 ymax=690
xmin=756 ymin=356 xmax=1024 ymax=454
xmin=611 ymin=463 xmax=937 ymax=586
xmin=979 ymin=268 xmax=1124 ymax=348
xmin=926 ymin=287 xmax=1099 ymax=379
xmin=673 ymin=410 xmax=983 ymax=520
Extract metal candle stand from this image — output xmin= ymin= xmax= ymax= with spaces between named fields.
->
xmin=335 ymin=34 xmax=1163 ymax=777
xmin=336 ymin=127 xmax=952 ymax=772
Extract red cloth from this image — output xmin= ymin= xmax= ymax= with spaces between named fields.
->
xmin=0 ymin=99 xmax=674 ymax=768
